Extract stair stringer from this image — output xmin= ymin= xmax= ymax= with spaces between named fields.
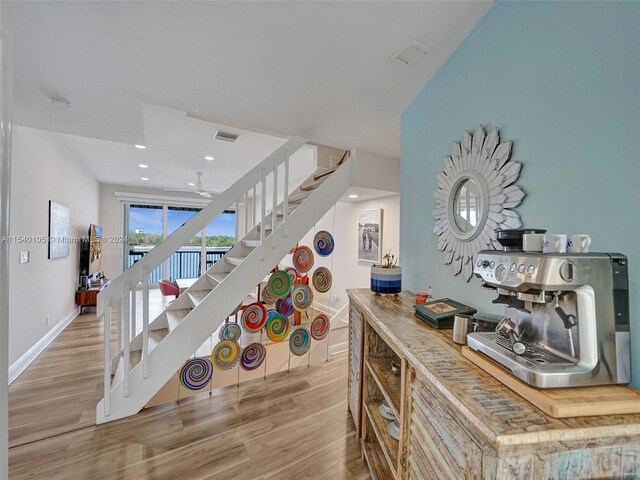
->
xmin=96 ymin=157 xmax=352 ymax=424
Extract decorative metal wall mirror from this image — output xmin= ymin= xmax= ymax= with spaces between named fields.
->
xmin=432 ymin=126 xmax=526 ymax=281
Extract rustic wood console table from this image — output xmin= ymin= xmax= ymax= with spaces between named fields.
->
xmin=347 ymin=288 xmax=640 ymax=479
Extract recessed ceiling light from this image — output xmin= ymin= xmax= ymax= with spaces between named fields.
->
xmin=205 ymin=156 xmax=215 ymax=161
xmin=188 ymin=182 xmax=195 ymax=186
xmin=134 ymin=144 xmax=146 ymax=149
xmin=348 ymin=194 xmax=359 ymax=199
xmin=138 ymin=164 xmax=148 ymax=168
xmin=141 ymin=177 xmax=149 ymax=181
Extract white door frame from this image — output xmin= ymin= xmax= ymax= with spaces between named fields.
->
xmin=0 ymin=20 xmax=12 ymax=480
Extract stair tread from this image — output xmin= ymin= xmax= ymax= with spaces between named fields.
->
xmin=207 ymin=272 xmax=229 ymax=285
xmin=313 ymin=167 xmax=337 ymax=181
xmin=300 ymin=177 xmax=326 ymax=191
xmin=225 ymin=255 xmax=247 ymax=265
xmin=242 ymin=239 xmax=261 ymax=248
xmin=111 ymin=350 xmax=142 ymax=386
xmin=187 ymin=290 xmax=211 ymax=306
xmin=288 ymin=191 xmax=311 ymax=203
xmin=166 ymin=308 xmax=192 ymax=331
xmin=149 ymin=328 xmax=169 ymax=351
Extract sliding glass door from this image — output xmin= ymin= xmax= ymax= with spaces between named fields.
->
xmin=124 ymin=203 xmax=235 ymax=283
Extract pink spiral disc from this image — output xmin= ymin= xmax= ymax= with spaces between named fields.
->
xmin=311 ymin=314 xmax=330 ymax=341
xmin=240 ymin=302 xmax=267 ymax=333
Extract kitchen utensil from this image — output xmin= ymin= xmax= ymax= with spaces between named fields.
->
xmin=452 ymin=313 xmax=475 ymax=345
xmin=472 ymin=312 xmax=504 ymax=332
xmin=495 ymin=316 xmax=526 ymax=355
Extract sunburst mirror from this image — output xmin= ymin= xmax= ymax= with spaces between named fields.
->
xmin=432 ymin=126 xmax=526 ymax=281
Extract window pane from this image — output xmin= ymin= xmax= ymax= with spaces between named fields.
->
xmin=126 ymin=205 xmax=163 ymax=282
xmin=167 ymin=207 xmax=200 ymax=280
xmin=205 ymin=210 xmax=236 ymax=270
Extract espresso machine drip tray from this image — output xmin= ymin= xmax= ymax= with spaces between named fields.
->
xmin=469 ymin=332 xmax=575 ymax=367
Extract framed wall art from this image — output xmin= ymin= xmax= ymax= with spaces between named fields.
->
xmin=48 ymin=200 xmax=70 ymax=259
xmin=357 ymin=208 xmax=382 ymax=263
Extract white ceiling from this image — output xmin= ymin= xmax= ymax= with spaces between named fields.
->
xmin=4 ymin=0 xmax=492 ymax=161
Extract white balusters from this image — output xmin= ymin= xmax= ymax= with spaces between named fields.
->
xmin=260 ymin=168 xmax=266 ymax=254
xmin=283 ymin=151 xmax=289 ymax=237
xmin=123 ymin=282 xmax=131 ymax=397
xmin=272 ymin=158 xmax=278 ymax=249
xmin=252 ymin=185 xmax=257 ymax=229
xmin=142 ymin=269 xmax=149 ymax=378
xmin=243 ymin=192 xmax=248 ymax=236
xmin=103 ymin=298 xmax=112 ymax=417
xmin=131 ymin=282 xmax=137 ymax=339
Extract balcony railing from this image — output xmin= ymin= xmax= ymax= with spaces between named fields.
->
xmin=127 ymin=247 xmax=231 ymax=283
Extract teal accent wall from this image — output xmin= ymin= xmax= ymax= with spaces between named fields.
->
xmin=401 ymin=1 xmax=640 ymax=385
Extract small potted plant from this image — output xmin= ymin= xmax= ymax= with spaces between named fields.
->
xmin=371 ymin=250 xmax=402 ymax=294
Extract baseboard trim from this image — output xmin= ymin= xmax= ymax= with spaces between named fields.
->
xmin=8 ymin=309 xmax=79 ymax=384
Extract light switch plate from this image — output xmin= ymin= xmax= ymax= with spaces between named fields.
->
xmin=19 ymin=251 xmax=29 ymax=264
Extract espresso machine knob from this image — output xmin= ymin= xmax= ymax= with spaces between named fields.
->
xmin=560 ymin=261 xmax=575 ymax=282
xmin=495 ymin=264 xmax=508 ymax=282
xmin=481 ymin=260 xmax=490 ymax=268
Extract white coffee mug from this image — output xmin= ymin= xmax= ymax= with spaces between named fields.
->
xmin=542 ymin=234 xmax=567 ymax=253
xmin=567 ymin=234 xmax=591 ymax=253
xmin=523 ymin=233 xmax=544 ymax=252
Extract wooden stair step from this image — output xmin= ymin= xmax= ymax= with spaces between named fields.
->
xmin=313 ymin=167 xmax=337 ymax=181
xmin=288 ymin=191 xmax=310 ymax=203
xmin=300 ymin=177 xmax=326 ymax=191
xmin=166 ymin=308 xmax=191 ymax=331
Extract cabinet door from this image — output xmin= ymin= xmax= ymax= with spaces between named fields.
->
xmin=348 ymin=302 xmax=364 ymax=438
xmin=405 ymin=369 xmax=483 ymax=480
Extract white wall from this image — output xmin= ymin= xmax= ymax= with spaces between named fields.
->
xmin=281 ymin=194 xmax=400 ymax=314
xmin=9 ymin=126 xmax=99 ymax=366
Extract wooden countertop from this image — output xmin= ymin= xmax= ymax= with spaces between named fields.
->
xmin=347 ymin=288 xmax=640 ymax=447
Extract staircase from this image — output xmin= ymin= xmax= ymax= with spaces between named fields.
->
xmin=96 ymin=137 xmax=352 ymax=424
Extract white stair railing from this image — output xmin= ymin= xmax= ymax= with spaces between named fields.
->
xmin=98 ymin=136 xmax=307 ymax=417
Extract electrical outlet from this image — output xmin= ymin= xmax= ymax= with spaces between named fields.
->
xmin=45 ymin=315 xmax=50 ymax=327
xmin=19 ymin=251 xmax=29 ymax=264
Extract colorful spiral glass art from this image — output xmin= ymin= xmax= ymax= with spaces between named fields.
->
xmin=312 ymin=267 xmax=332 ymax=293
xmin=179 ymin=357 xmax=213 ymax=390
xmin=311 ymin=314 xmax=330 ymax=341
xmin=292 ymin=246 xmax=314 ymax=273
xmin=289 ymin=327 xmax=311 ymax=356
xmin=313 ymin=230 xmax=335 ymax=256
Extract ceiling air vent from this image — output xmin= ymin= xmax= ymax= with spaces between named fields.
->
xmin=389 ymin=40 xmax=431 ymax=66
xmin=214 ymin=130 xmax=239 ymax=143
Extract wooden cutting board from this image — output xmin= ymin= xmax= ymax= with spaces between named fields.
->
xmin=462 ymin=346 xmax=640 ymax=418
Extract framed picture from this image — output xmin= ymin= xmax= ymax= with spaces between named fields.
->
xmin=357 ymin=208 xmax=382 ymax=263
xmin=48 ymin=201 xmax=70 ymax=259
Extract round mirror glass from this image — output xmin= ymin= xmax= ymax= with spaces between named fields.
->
xmin=453 ymin=178 xmax=482 ymax=234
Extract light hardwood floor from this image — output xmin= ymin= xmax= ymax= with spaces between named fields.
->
xmin=9 ymin=311 xmax=369 ymax=479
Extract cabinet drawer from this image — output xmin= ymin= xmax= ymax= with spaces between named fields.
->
xmin=408 ymin=373 xmax=483 ymax=480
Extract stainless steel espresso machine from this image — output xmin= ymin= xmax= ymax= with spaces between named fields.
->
xmin=468 ymin=251 xmax=630 ymax=388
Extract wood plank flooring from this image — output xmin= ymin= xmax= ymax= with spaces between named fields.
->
xmin=8 ymin=311 xmax=369 ymax=479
